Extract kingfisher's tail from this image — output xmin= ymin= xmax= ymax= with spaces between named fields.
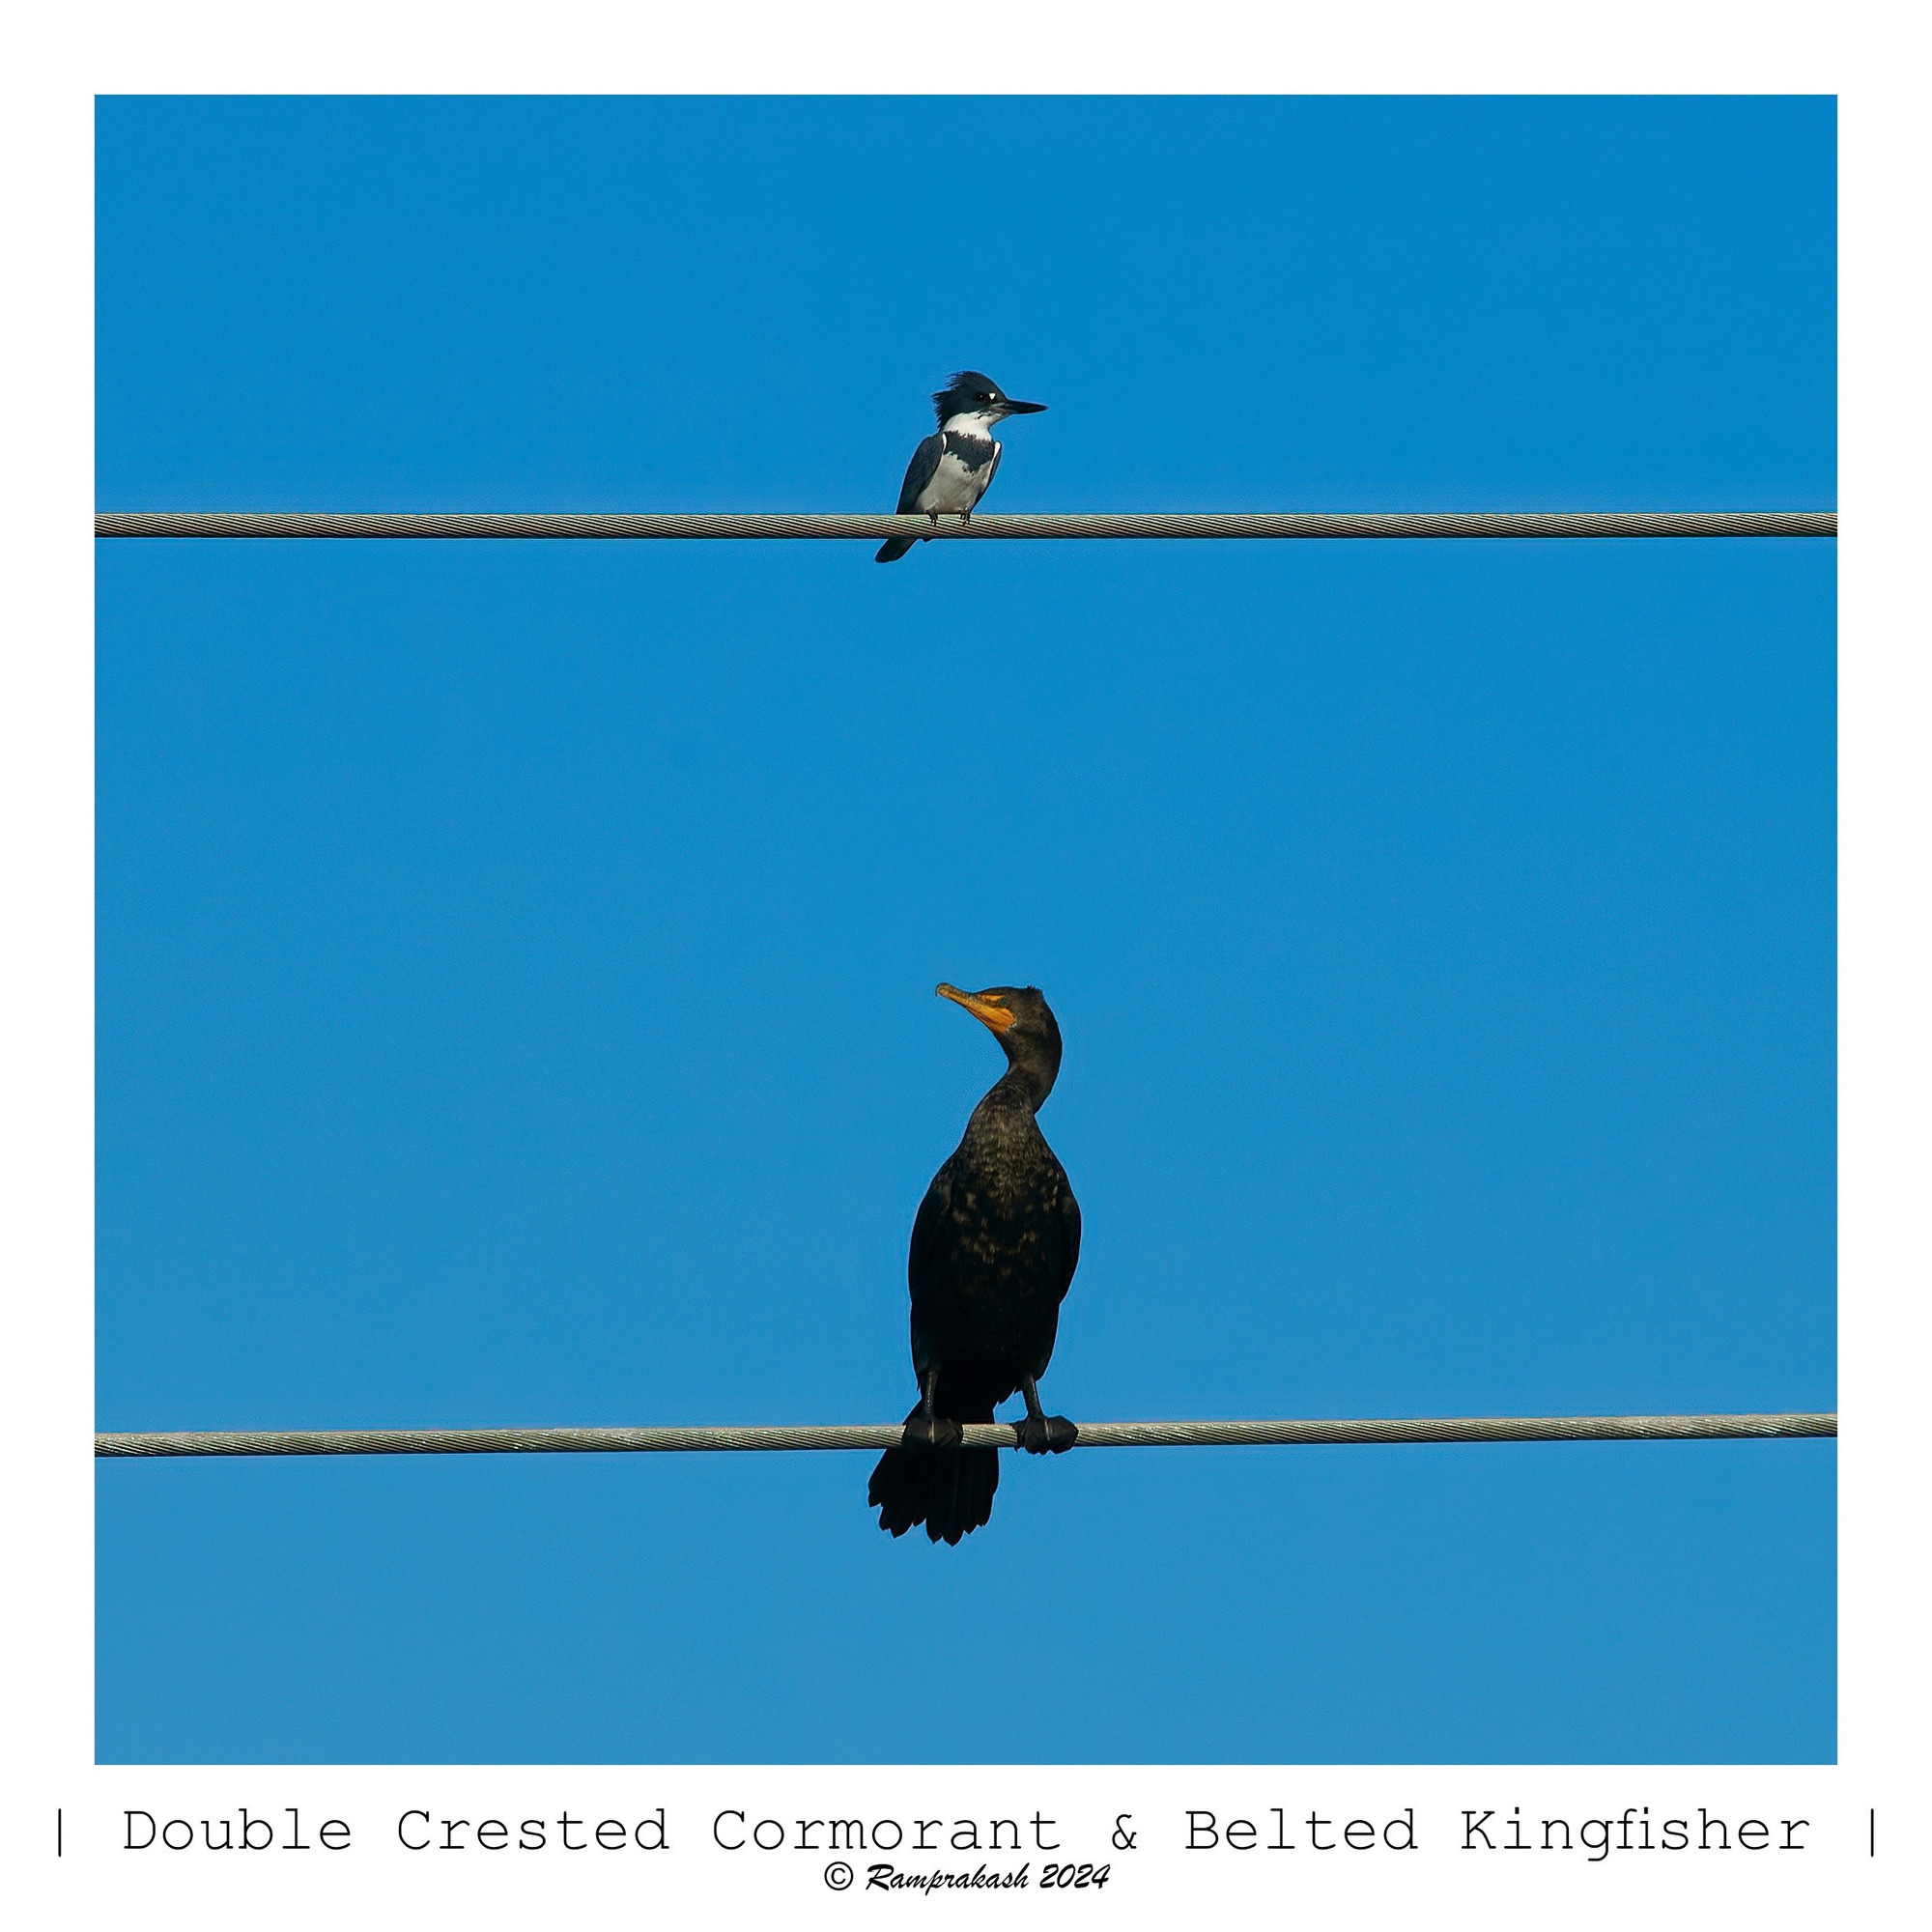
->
xmin=868 ymin=1402 xmax=999 ymax=1545
xmin=874 ymin=535 xmax=917 ymax=563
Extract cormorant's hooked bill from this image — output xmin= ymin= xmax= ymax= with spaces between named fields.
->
xmin=875 ymin=372 xmax=1048 ymax=563
xmin=868 ymin=981 xmax=1082 ymax=1544
xmin=935 ymin=980 xmax=1019 ymax=1031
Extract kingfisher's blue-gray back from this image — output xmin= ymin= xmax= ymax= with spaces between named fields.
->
xmin=875 ymin=372 xmax=1047 ymax=563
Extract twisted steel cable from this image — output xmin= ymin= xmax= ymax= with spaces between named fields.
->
xmin=96 ymin=1413 xmax=1836 ymax=1457
xmin=96 ymin=511 xmax=1835 ymax=542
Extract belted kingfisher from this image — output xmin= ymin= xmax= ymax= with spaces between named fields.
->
xmin=875 ymin=371 xmax=1047 ymax=563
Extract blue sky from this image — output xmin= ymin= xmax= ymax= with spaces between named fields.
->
xmin=96 ymin=96 xmax=1834 ymax=1764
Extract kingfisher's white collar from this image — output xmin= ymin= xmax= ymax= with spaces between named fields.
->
xmin=941 ymin=410 xmax=1000 ymax=440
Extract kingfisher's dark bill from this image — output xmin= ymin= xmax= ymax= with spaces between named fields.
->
xmin=868 ymin=981 xmax=1083 ymax=1544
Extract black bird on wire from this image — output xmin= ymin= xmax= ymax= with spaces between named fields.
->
xmin=869 ymin=983 xmax=1081 ymax=1544
xmin=874 ymin=372 xmax=1047 ymax=563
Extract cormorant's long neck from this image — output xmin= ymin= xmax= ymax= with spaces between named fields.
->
xmin=986 ymin=1051 xmax=1056 ymax=1117
xmin=962 ymin=1050 xmax=1062 ymax=1187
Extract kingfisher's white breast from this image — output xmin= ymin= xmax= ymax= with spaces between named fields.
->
xmin=914 ymin=412 xmax=1002 ymax=516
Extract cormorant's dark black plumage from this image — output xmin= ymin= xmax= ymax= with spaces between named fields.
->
xmin=869 ymin=983 xmax=1081 ymax=1544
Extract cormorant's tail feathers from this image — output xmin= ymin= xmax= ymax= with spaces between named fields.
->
xmin=874 ymin=536 xmax=916 ymax=563
xmin=868 ymin=1402 xmax=999 ymax=1544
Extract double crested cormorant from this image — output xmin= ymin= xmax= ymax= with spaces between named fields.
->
xmin=869 ymin=982 xmax=1081 ymax=1544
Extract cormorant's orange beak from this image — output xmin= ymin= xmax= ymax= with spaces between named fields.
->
xmin=936 ymin=982 xmax=1017 ymax=1033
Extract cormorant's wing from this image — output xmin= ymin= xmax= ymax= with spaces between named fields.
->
xmin=1054 ymin=1178 xmax=1082 ymax=1305
xmin=906 ymin=1163 xmax=956 ymax=1380
xmin=894 ymin=433 xmax=945 ymax=513
xmin=907 ymin=1163 xmax=952 ymax=1299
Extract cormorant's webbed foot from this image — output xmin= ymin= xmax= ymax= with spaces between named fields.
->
xmin=1015 ymin=1413 xmax=1078 ymax=1455
xmin=1016 ymin=1374 xmax=1077 ymax=1454
xmin=901 ymin=1414 xmax=963 ymax=1452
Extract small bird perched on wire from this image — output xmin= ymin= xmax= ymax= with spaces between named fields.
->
xmin=874 ymin=372 xmax=1047 ymax=562
xmin=869 ymin=983 xmax=1081 ymax=1544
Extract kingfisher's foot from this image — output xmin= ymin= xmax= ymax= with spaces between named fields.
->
xmin=901 ymin=1416 xmax=963 ymax=1452
xmin=1016 ymin=1414 xmax=1079 ymax=1455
